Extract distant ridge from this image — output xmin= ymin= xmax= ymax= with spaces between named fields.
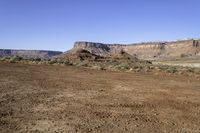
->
xmin=1 ymin=39 xmax=200 ymax=60
xmin=0 ymin=49 xmax=63 ymax=58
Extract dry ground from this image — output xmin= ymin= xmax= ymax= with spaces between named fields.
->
xmin=0 ymin=63 xmax=200 ymax=133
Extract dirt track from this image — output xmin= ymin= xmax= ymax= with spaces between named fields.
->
xmin=0 ymin=63 xmax=200 ymax=133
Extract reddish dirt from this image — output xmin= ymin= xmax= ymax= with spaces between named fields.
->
xmin=0 ymin=63 xmax=200 ymax=133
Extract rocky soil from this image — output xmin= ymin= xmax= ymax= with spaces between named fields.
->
xmin=0 ymin=63 xmax=200 ymax=133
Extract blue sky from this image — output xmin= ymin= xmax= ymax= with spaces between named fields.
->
xmin=0 ymin=0 xmax=200 ymax=51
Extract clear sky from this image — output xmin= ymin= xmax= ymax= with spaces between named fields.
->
xmin=0 ymin=0 xmax=200 ymax=51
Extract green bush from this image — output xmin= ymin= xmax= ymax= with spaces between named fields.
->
xmin=34 ymin=58 xmax=41 ymax=61
xmin=48 ymin=59 xmax=57 ymax=64
xmin=117 ymin=63 xmax=130 ymax=70
xmin=186 ymin=67 xmax=194 ymax=73
xmin=0 ymin=57 xmax=6 ymax=61
xmin=158 ymin=65 xmax=169 ymax=71
xmin=166 ymin=67 xmax=177 ymax=73
xmin=196 ymin=69 xmax=200 ymax=74
xmin=9 ymin=56 xmax=23 ymax=63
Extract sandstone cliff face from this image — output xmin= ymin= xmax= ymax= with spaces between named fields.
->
xmin=74 ymin=42 xmax=110 ymax=56
xmin=72 ymin=39 xmax=200 ymax=60
xmin=0 ymin=49 xmax=63 ymax=58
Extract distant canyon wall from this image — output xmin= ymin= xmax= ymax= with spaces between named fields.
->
xmin=73 ymin=40 xmax=200 ymax=60
xmin=0 ymin=49 xmax=63 ymax=58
